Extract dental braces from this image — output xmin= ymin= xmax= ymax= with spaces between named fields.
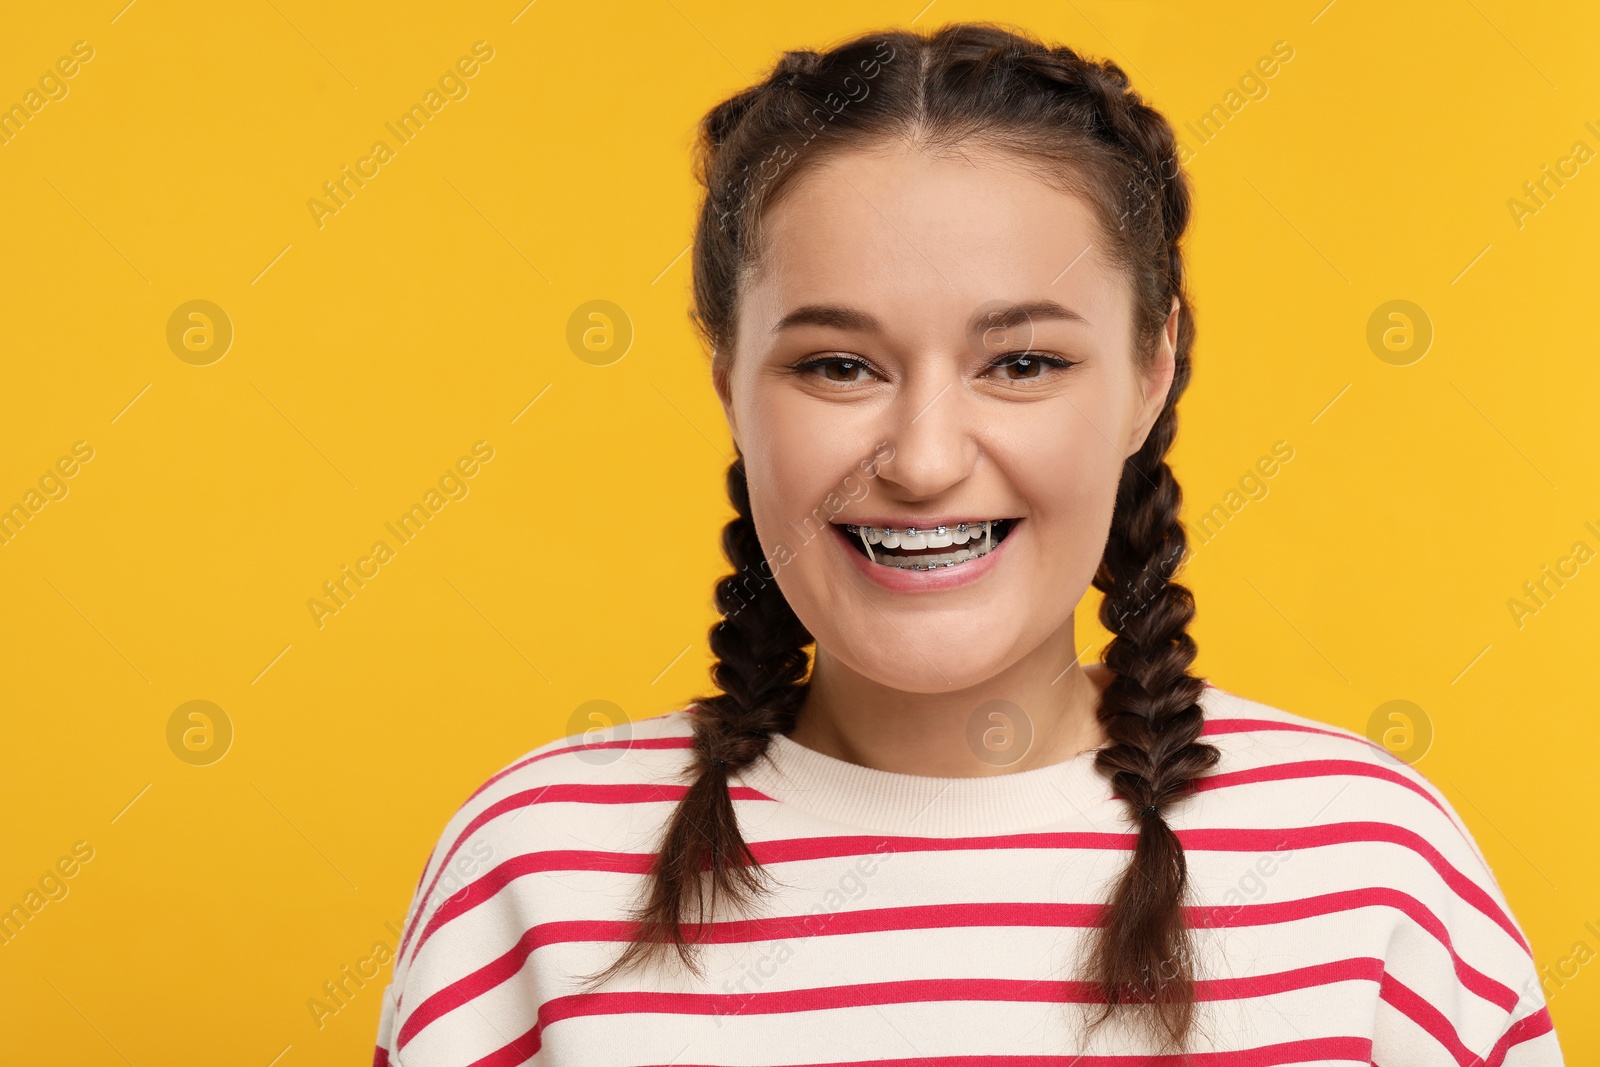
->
xmin=845 ymin=521 xmax=994 ymax=566
xmin=889 ymin=556 xmax=972 ymax=570
xmin=842 ymin=522 xmax=989 ymax=537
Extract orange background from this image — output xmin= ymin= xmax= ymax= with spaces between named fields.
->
xmin=0 ymin=1 xmax=1594 ymax=1063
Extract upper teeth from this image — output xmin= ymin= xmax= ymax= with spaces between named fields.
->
xmin=844 ymin=521 xmax=994 ymax=550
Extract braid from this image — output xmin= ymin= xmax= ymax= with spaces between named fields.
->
xmin=578 ymin=457 xmax=810 ymax=988
xmin=1079 ymin=67 xmax=1218 ymax=1047
xmin=1086 ymin=402 xmax=1219 ymax=1046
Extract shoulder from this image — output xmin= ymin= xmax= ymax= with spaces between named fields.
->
xmin=1197 ymin=681 xmax=1457 ymax=818
xmin=390 ymin=709 xmax=701 ymax=960
xmin=376 ymin=710 xmax=704 ymax=1061
xmin=428 ymin=706 xmax=703 ymax=859
xmin=473 ymin=706 xmax=701 ymax=796
xmin=1193 ymin=684 xmax=1556 ymax=1059
xmin=1192 ymin=682 xmax=1499 ymax=885
xmin=1191 ymin=684 xmax=1527 ymax=938
xmin=1198 ymin=681 xmax=1387 ymax=759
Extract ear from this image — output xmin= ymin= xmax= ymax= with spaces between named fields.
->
xmin=712 ymin=349 xmax=742 ymax=452
xmin=1127 ymin=296 xmax=1179 ymax=456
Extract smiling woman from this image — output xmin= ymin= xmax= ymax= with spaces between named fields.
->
xmin=373 ymin=22 xmax=1562 ymax=1067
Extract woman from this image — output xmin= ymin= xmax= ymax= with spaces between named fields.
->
xmin=374 ymin=23 xmax=1561 ymax=1066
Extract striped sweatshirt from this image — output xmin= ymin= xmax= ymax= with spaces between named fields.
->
xmin=372 ymin=683 xmax=1563 ymax=1066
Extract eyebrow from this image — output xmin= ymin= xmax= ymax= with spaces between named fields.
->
xmin=771 ymin=299 xmax=1089 ymax=335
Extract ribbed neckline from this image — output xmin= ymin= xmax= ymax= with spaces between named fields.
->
xmin=736 ymin=710 xmax=1119 ymax=839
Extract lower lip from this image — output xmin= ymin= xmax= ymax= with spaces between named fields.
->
xmin=833 ymin=521 xmax=1019 ymax=593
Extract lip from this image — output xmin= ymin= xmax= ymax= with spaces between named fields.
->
xmin=831 ymin=518 xmax=1021 ymax=593
xmin=841 ymin=517 xmax=1010 ymax=531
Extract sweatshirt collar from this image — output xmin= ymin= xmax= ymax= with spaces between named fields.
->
xmin=736 ymin=715 xmax=1117 ymax=838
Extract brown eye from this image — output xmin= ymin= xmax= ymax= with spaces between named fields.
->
xmin=999 ymin=354 xmax=1043 ymax=379
xmin=797 ymin=356 xmax=875 ymax=383
xmin=989 ymin=352 xmax=1074 ymax=381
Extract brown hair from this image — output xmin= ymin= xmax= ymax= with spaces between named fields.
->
xmin=581 ymin=21 xmax=1220 ymax=1050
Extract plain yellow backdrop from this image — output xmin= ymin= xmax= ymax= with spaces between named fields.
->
xmin=1 ymin=0 xmax=1594 ymax=1063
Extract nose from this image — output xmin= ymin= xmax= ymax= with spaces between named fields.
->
xmin=872 ymin=374 xmax=978 ymax=499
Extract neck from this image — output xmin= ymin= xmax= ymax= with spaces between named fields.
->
xmin=788 ymin=614 xmax=1110 ymax=777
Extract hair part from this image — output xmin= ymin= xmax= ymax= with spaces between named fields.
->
xmin=581 ymin=21 xmax=1220 ymax=1051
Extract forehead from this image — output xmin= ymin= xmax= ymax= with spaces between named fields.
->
xmin=739 ymin=142 xmax=1128 ymax=342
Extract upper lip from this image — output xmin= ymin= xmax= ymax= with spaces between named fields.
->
xmin=835 ymin=516 xmax=1020 ymax=529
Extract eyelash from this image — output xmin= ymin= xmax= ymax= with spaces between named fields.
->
xmin=793 ymin=352 xmax=1079 ymax=384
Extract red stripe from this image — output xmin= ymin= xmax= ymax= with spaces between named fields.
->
xmin=1182 ymin=824 xmax=1526 ymax=952
xmin=403 ymin=822 xmax=1527 ymax=974
xmin=466 ymin=735 xmax=695 ymax=806
xmin=372 ymin=1046 xmax=389 ymax=1067
xmin=462 ymin=1022 xmax=540 ymax=1067
xmin=1377 ymin=975 xmax=1556 ymax=1067
xmin=394 ymin=736 xmax=699 ymax=966
xmin=564 ymin=958 xmax=1382 ymax=1016
xmin=463 ymin=964 xmax=1379 ymax=1066
xmin=1485 ymin=1007 xmax=1555 ymax=1067
xmin=398 ymin=888 xmax=1517 ymax=1050
xmin=457 ymin=1028 xmax=1382 ymax=1067
xmin=396 ymin=782 xmax=769 ymax=967
xmin=759 ymin=825 xmax=1520 ymax=951
xmin=639 ymin=1040 xmax=1376 ymax=1067
xmin=1195 ymin=887 xmax=1518 ymax=1012
xmin=1195 ymin=759 xmax=1446 ymax=816
xmin=1201 ymin=717 xmax=1369 ymax=746
xmin=1379 ymin=973 xmax=1479 ymax=1066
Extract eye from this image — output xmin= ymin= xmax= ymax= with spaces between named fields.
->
xmin=794 ymin=356 xmax=878 ymax=383
xmin=986 ymin=352 xmax=1078 ymax=380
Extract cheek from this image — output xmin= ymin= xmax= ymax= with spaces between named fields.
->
xmin=999 ymin=399 xmax=1127 ymax=527
xmin=1014 ymin=432 xmax=1121 ymax=598
xmin=738 ymin=401 xmax=897 ymax=656
xmin=739 ymin=397 xmax=873 ymax=564
xmin=742 ymin=362 xmax=899 ymax=490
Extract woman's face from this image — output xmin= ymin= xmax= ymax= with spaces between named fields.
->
xmin=715 ymin=141 xmax=1176 ymax=695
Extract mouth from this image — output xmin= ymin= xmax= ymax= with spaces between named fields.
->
xmin=836 ymin=518 xmax=1021 ymax=571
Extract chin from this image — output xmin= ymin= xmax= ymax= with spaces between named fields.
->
xmin=824 ymin=628 xmax=1033 ymax=695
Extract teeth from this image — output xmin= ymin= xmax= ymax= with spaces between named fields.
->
xmin=842 ymin=520 xmax=1008 ymax=571
xmin=873 ymin=548 xmax=980 ymax=570
xmin=846 ymin=520 xmax=995 ymax=539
